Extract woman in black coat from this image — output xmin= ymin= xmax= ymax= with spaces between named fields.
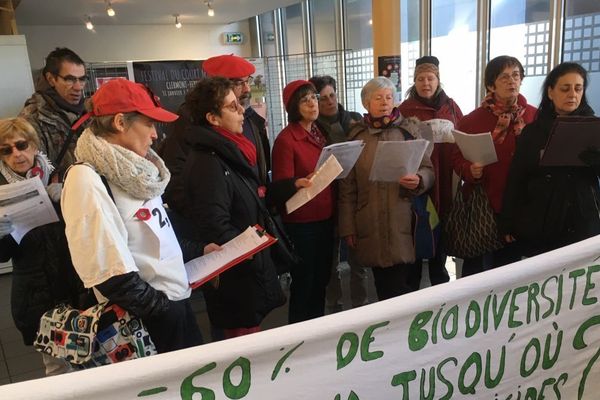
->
xmin=162 ymin=77 xmax=285 ymax=338
xmin=500 ymin=62 xmax=599 ymax=255
xmin=0 ymin=117 xmax=86 ymax=375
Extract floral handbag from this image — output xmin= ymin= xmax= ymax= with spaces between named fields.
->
xmin=34 ymin=302 xmax=157 ymax=366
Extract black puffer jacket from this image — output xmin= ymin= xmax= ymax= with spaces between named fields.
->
xmin=0 ymin=181 xmax=87 ymax=345
xmin=163 ymin=123 xmax=285 ymax=329
xmin=500 ymin=107 xmax=600 ymax=255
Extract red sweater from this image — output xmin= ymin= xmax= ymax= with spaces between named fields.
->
xmin=399 ymin=96 xmax=463 ymax=217
xmin=272 ymin=122 xmax=334 ymax=223
xmin=451 ymin=95 xmax=537 ymax=213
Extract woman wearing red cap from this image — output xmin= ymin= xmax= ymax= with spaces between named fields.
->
xmin=61 ymin=78 xmax=204 ymax=354
xmin=271 ymin=80 xmax=335 ymax=323
xmin=399 ymin=56 xmax=463 ymax=288
xmin=162 ymin=77 xmax=285 ymax=339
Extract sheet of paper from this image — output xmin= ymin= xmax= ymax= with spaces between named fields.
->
xmin=184 ymin=226 xmax=271 ymax=287
xmin=368 ymin=139 xmax=429 ymax=182
xmin=286 ymin=155 xmax=343 ymax=214
xmin=0 ymin=177 xmax=59 ymax=244
xmin=452 ymin=129 xmax=498 ymax=166
xmin=314 ymin=140 xmax=365 ymax=179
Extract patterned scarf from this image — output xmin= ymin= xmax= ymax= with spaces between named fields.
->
xmin=481 ymin=92 xmax=526 ymax=144
xmin=306 ymin=123 xmax=327 ymax=148
xmin=212 ymin=126 xmax=257 ymax=167
xmin=363 ymin=107 xmax=403 ymax=129
xmin=0 ymin=152 xmax=54 ymax=185
xmin=75 ymin=129 xmax=170 ymax=200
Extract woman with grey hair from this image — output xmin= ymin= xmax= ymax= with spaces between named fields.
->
xmin=338 ymin=77 xmax=434 ymax=301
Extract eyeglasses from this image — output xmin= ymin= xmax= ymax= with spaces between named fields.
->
xmin=318 ymin=92 xmax=337 ymax=102
xmin=497 ymin=72 xmax=522 ymax=83
xmin=222 ymin=99 xmax=242 ymax=113
xmin=56 ymin=74 xmax=88 ymax=86
xmin=0 ymin=140 xmax=29 ymax=156
xmin=300 ymin=94 xmax=320 ymax=105
xmin=231 ymin=76 xmax=254 ymax=88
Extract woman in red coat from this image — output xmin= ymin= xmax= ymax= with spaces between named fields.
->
xmin=399 ymin=55 xmax=463 ymax=287
xmin=451 ymin=55 xmax=537 ymax=277
xmin=271 ymin=80 xmax=335 ymax=323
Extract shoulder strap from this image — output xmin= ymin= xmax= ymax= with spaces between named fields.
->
xmin=212 ymin=152 xmax=269 ymax=218
xmin=66 ymin=162 xmax=115 ymax=204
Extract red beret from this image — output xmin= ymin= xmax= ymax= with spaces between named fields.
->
xmin=202 ymin=54 xmax=255 ymax=79
xmin=282 ymin=80 xmax=315 ymax=112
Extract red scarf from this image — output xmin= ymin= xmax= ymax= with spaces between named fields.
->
xmin=481 ymin=92 xmax=526 ymax=144
xmin=212 ymin=126 xmax=257 ymax=167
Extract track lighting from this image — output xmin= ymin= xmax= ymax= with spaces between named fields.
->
xmin=174 ymin=14 xmax=182 ymax=29
xmin=85 ymin=15 xmax=94 ymax=30
xmin=205 ymin=1 xmax=215 ymax=17
xmin=106 ymin=1 xmax=115 ymax=17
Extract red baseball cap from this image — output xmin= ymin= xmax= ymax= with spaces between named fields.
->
xmin=202 ymin=54 xmax=255 ymax=79
xmin=71 ymin=78 xmax=178 ymax=131
xmin=282 ymin=80 xmax=315 ymax=112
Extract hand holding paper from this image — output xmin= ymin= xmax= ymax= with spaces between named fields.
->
xmin=452 ymin=129 xmax=498 ymax=166
xmin=286 ymin=155 xmax=343 ymax=214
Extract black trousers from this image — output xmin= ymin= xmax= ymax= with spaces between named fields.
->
xmin=461 ymin=241 xmax=522 ymax=278
xmin=285 ymin=219 xmax=334 ymax=324
xmin=371 ymin=263 xmax=418 ymax=301
xmin=144 ymin=299 xmax=203 ymax=353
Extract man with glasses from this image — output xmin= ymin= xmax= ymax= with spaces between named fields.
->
xmin=20 ymin=47 xmax=87 ymax=180
xmin=202 ymin=54 xmax=270 ymax=187
xmin=308 ymin=75 xmax=367 ymax=313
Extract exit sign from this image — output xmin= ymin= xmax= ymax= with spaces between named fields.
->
xmin=224 ymin=32 xmax=244 ymax=45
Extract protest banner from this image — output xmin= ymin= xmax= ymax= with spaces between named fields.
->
xmin=3 ymin=235 xmax=600 ymax=399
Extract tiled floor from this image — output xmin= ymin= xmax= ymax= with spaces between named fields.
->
xmin=0 ymin=258 xmax=458 ymax=386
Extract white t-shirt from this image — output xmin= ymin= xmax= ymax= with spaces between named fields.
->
xmin=61 ymin=164 xmax=191 ymax=301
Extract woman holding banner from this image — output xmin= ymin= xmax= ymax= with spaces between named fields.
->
xmin=500 ymin=62 xmax=600 ymax=255
xmin=451 ymin=56 xmax=537 ymax=276
xmin=338 ymin=76 xmax=433 ymax=301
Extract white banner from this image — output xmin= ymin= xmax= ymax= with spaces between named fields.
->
xmin=3 ymin=236 xmax=600 ymax=399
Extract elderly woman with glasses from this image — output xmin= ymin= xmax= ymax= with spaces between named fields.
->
xmin=338 ymin=77 xmax=434 ymax=301
xmin=271 ymin=80 xmax=335 ymax=323
xmin=162 ymin=76 xmax=285 ymax=339
xmin=0 ymin=117 xmax=86 ymax=375
xmin=451 ymin=55 xmax=537 ymax=277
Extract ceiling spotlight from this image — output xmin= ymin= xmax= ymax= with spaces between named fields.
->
xmin=106 ymin=1 xmax=115 ymax=17
xmin=205 ymin=1 xmax=215 ymax=17
xmin=368 ymin=19 xmax=373 ymax=25
xmin=174 ymin=14 xmax=182 ymax=29
xmin=85 ymin=16 xmax=94 ymax=30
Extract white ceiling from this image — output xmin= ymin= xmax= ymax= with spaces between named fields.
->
xmin=15 ymin=0 xmax=299 ymax=26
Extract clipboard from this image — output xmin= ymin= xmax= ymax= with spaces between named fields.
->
xmin=539 ymin=116 xmax=600 ymax=167
xmin=185 ymin=225 xmax=276 ymax=289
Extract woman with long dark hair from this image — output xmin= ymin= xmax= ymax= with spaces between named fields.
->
xmin=500 ymin=62 xmax=599 ymax=255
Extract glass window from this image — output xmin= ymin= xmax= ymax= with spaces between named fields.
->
xmin=401 ymin=0 xmax=420 ymax=99
xmin=259 ymin=11 xmax=277 ymax=57
xmin=564 ymin=0 xmax=600 ymax=113
xmin=345 ymin=0 xmax=372 ymax=50
xmin=431 ymin=0 xmax=478 ymax=112
xmin=284 ymin=3 xmax=304 ymax=55
xmin=312 ymin=0 xmax=337 ymax=52
xmin=490 ymin=0 xmax=551 ymax=108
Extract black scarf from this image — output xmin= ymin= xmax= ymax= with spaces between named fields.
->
xmin=409 ymin=87 xmax=449 ymax=110
xmin=43 ymin=87 xmax=85 ymax=115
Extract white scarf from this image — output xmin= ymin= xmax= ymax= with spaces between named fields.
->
xmin=74 ymin=128 xmax=170 ymax=200
xmin=0 ymin=152 xmax=54 ymax=185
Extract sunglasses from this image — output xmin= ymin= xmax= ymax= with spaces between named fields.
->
xmin=0 ymin=140 xmax=29 ymax=156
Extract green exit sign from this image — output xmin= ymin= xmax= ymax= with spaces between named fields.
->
xmin=224 ymin=32 xmax=244 ymax=44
